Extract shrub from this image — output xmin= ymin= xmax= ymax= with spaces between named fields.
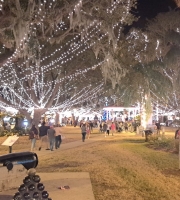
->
xmin=11 ymin=127 xmax=29 ymax=136
xmin=0 ymin=128 xmax=29 ymax=137
xmin=0 ymin=130 xmax=15 ymax=137
xmin=148 ymin=135 xmax=175 ymax=152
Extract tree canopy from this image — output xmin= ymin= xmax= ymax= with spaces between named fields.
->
xmin=0 ymin=0 xmax=137 ymax=118
xmin=0 ymin=0 xmax=180 ymax=122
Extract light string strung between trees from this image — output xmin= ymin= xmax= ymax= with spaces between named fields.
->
xmin=0 ymin=0 xmax=137 ymax=124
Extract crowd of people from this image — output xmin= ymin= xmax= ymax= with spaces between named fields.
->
xmin=78 ymin=119 xmax=163 ymax=141
xmin=29 ymin=121 xmax=62 ymax=152
xmin=79 ymin=120 xmax=139 ymax=141
xmin=29 ymin=119 xmax=163 ymax=150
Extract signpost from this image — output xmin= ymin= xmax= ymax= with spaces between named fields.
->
xmin=1 ymin=135 xmax=19 ymax=153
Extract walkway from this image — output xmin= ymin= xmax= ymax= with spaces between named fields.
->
xmin=36 ymin=132 xmax=103 ymax=157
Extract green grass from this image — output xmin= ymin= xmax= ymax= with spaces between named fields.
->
xmin=38 ymin=134 xmax=180 ymax=200
xmin=121 ymin=138 xmax=179 ymax=169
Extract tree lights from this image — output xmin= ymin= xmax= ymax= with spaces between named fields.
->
xmin=0 ymin=0 xmax=137 ymax=121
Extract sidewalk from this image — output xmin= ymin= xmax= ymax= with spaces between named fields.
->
xmin=36 ymin=133 xmax=103 ymax=157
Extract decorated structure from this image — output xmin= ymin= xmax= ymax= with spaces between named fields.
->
xmin=102 ymin=106 xmax=140 ymax=121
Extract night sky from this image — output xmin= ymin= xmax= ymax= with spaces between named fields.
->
xmin=133 ymin=0 xmax=176 ymax=27
xmin=138 ymin=0 xmax=176 ymax=18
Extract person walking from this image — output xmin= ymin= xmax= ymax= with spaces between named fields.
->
xmin=111 ymin=122 xmax=116 ymax=136
xmin=155 ymin=121 xmax=161 ymax=135
xmin=97 ymin=120 xmax=100 ymax=129
xmin=124 ymin=121 xmax=128 ymax=132
xmin=89 ymin=121 xmax=93 ymax=132
xmin=47 ymin=126 xmax=56 ymax=151
xmin=99 ymin=122 xmax=103 ymax=133
xmin=103 ymin=121 xmax=108 ymax=137
xmin=39 ymin=121 xmax=50 ymax=151
xmin=29 ymin=124 xmax=38 ymax=152
xmin=54 ymin=127 xmax=62 ymax=149
xmin=86 ymin=123 xmax=91 ymax=139
xmin=115 ymin=121 xmax=119 ymax=132
xmin=80 ymin=122 xmax=87 ymax=142
xmin=106 ymin=123 xmax=110 ymax=136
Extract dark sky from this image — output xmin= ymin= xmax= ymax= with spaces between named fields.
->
xmin=133 ymin=0 xmax=176 ymax=27
xmin=137 ymin=0 xmax=176 ymax=18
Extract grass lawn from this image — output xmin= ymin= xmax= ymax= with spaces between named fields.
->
xmin=0 ymin=126 xmax=180 ymax=200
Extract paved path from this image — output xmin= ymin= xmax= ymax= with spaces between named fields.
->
xmin=36 ymin=133 xmax=104 ymax=157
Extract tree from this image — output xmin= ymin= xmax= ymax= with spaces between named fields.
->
xmin=145 ymin=10 xmax=180 ymax=113
xmin=0 ymin=0 xmax=138 ymax=125
xmin=103 ymin=10 xmax=180 ymax=125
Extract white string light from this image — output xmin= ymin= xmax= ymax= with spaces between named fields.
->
xmin=0 ymin=0 xmax=135 ymax=111
xmin=0 ymin=0 xmax=4 ymax=12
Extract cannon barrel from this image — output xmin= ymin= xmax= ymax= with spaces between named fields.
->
xmin=0 ymin=152 xmax=38 ymax=171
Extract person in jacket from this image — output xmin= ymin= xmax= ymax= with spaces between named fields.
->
xmin=47 ymin=126 xmax=56 ymax=151
xmin=38 ymin=121 xmax=50 ymax=151
xmin=89 ymin=121 xmax=93 ymax=132
xmin=106 ymin=123 xmax=110 ymax=136
xmin=29 ymin=124 xmax=38 ymax=152
xmin=103 ymin=122 xmax=108 ymax=137
xmin=155 ymin=121 xmax=161 ymax=135
xmin=80 ymin=122 xmax=87 ymax=142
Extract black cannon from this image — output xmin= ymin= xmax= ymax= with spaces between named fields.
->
xmin=0 ymin=152 xmax=38 ymax=171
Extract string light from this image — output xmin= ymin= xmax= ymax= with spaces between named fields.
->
xmin=0 ymin=59 xmax=105 ymax=109
xmin=0 ymin=0 xmax=4 ymax=12
xmin=0 ymin=1 xmax=131 ymax=79
xmin=0 ymin=0 xmax=136 ymax=112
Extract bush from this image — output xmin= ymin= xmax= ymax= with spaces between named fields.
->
xmin=11 ymin=127 xmax=30 ymax=136
xmin=148 ymin=135 xmax=175 ymax=152
xmin=0 ymin=127 xmax=30 ymax=137
xmin=0 ymin=130 xmax=16 ymax=137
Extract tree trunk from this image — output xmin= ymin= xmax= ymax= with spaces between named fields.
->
xmin=14 ymin=116 xmax=24 ymax=130
xmin=55 ymin=112 xmax=59 ymax=126
xmin=19 ymin=109 xmax=32 ymax=127
xmin=141 ymin=103 xmax=146 ymax=129
xmin=33 ymin=109 xmax=46 ymax=128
